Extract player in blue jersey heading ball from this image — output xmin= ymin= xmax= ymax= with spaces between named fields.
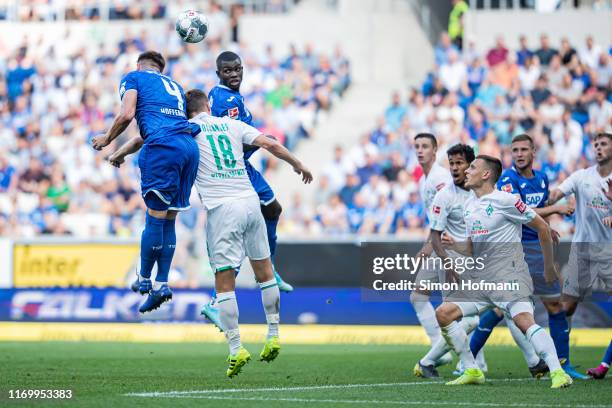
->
xmin=92 ymin=51 xmax=200 ymax=314
xmin=200 ymin=51 xmax=294 ymax=331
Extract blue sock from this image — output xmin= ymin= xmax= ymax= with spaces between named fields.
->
xmin=265 ymin=217 xmax=279 ymax=257
xmin=139 ymin=213 xmax=165 ymax=279
xmin=548 ymin=311 xmax=569 ymax=363
xmin=470 ymin=309 xmax=503 ymax=357
xmin=155 ymin=218 xmax=176 ymax=284
xmin=603 ymin=340 xmax=612 ymax=365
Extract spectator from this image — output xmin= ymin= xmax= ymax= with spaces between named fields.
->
xmin=551 ymin=109 xmax=583 ymax=169
xmin=535 ymin=34 xmax=558 ymax=67
xmin=553 ymin=73 xmax=583 ymax=106
xmin=338 ymin=173 xmax=361 ymax=206
xmin=530 ymin=74 xmax=552 ymax=108
xmin=559 ymin=37 xmax=577 ymax=65
xmin=384 ymin=91 xmax=407 ymax=131
xmin=317 ymin=195 xmax=348 ymax=234
xmin=434 ymin=31 xmax=459 ymax=67
xmin=579 ymin=35 xmax=603 ymax=70
xmin=587 ymin=91 xmax=612 ymax=133
xmin=516 ymin=35 xmax=533 ymax=66
xmin=439 ymin=50 xmax=467 ymax=92
xmin=486 ymin=36 xmax=509 ymax=68
xmin=518 ymin=55 xmax=541 ymax=91
xmin=546 ymin=54 xmax=568 ymax=90
xmin=383 ymin=152 xmax=405 ymax=182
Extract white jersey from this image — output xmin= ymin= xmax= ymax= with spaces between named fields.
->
xmin=464 ymin=190 xmax=536 ymax=282
xmin=429 ymin=183 xmax=471 ymax=241
xmin=558 ymin=165 xmax=612 ymax=262
xmin=558 ymin=165 xmax=612 ymax=243
xmin=419 ymin=162 xmax=452 ymax=216
xmin=190 ymin=112 xmax=261 ymax=210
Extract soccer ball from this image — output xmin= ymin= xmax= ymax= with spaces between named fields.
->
xmin=175 ymin=10 xmax=208 ymax=43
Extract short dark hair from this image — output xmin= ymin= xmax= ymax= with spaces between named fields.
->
xmin=511 ymin=133 xmax=535 ymax=149
xmin=477 ymin=154 xmax=503 ymax=183
xmin=185 ymin=89 xmax=209 ymax=118
xmin=595 ymin=132 xmax=612 ymax=141
xmin=447 ymin=144 xmax=475 ymax=163
xmin=216 ymin=51 xmax=241 ymax=69
xmin=137 ymin=51 xmax=165 ymax=72
xmin=414 ymin=133 xmax=437 ymax=149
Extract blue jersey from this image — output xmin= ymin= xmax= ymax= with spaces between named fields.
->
xmin=209 ymin=84 xmax=253 ymax=125
xmin=497 ymin=167 xmax=549 ymax=241
xmin=119 ymin=70 xmax=192 ymax=142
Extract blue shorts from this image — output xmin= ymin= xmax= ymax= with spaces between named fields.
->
xmin=139 ymin=133 xmax=199 ymax=211
xmin=245 ymin=159 xmax=275 ymax=206
xmin=523 ymin=241 xmax=561 ymax=298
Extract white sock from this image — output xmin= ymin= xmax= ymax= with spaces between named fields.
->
xmin=421 ymin=315 xmax=479 ymax=366
xmin=259 ymin=279 xmax=280 ymax=339
xmin=441 ymin=321 xmax=478 ymax=370
xmin=526 ymin=324 xmax=562 ymax=372
xmin=217 ymin=291 xmax=241 ymax=355
xmin=153 ymin=281 xmax=166 ymax=290
xmin=505 ymin=316 xmax=540 ymax=367
xmin=411 ymin=292 xmax=441 ymax=345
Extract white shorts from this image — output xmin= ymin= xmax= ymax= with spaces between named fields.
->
xmin=206 ymin=195 xmax=270 ymax=273
xmin=452 ymin=298 xmax=534 ymax=319
xmin=563 ymin=243 xmax=612 ymax=298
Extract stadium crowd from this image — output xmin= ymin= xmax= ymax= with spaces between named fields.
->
xmin=0 ymin=22 xmax=351 ymax=238
xmin=278 ymin=33 xmax=612 ymax=237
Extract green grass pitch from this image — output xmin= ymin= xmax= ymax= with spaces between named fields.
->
xmin=0 ymin=342 xmax=610 ymax=407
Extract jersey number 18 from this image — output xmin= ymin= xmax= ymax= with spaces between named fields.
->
xmin=206 ymin=134 xmax=236 ymax=170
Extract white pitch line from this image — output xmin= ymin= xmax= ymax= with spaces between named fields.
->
xmin=124 ymin=378 xmax=534 ymax=398
xmin=136 ymin=395 xmax=610 ymax=408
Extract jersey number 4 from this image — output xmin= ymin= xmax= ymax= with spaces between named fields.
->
xmin=160 ymin=78 xmax=184 ymax=111
xmin=206 ymin=134 xmax=236 ymax=170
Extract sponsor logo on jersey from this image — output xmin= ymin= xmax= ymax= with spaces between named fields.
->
xmin=435 ymin=183 xmax=445 ymax=191
xmin=501 ymin=183 xmax=513 ymax=193
xmin=514 ymin=199 xmax=527 ymax=214
xmin=228 ymin=107 xmax=239 ymax=118
xmin=541 ymin=179 xmax=545 ymax=188
xmin=433 ymin=205 xmax=441 ymax=214
xmin=119 ymin=82 xmax=126 ymax=98
xmin=502 ymin=177 xmax=510 ymax=182
xmin=520 ymin=183 xmax=527 ymax=189
xmin=525 ymin=192 xmax=544 ymax=206
xmin=587 ymin=195 xmax=608 ymax=210
xmin=470 ymin=220 xmax=489 ymax=236
xmin=227 ymin=96 xmax=235 ymax=102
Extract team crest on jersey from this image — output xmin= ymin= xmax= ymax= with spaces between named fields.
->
xmin=501 ymin=183 xmax=513 ymax=193
xmin=485 ymin=204 xmax=494 ymax=216
xmin=228 ymin=107 xmax=239 ymax=118
xmin=433 ymin=205 xmax=441 ymax=214
xmin=435 ymin=183 xmax=445 ymax=191
xmin=514 ymin=199 xmax=527 ymax=214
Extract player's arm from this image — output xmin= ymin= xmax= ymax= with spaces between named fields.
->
xmin=439 ymin=232 xmax=472 ymax=256
xmin=526 ymin=214 xmax=559 ymax=284
xmin=108 ymin=136 xmax=144 ymax=168
xmin=533 ymin=203 xmax=574 ymax=218
xmin=417 ymin=235 xmax=433 ymax=258
xmin=546 ymin=188 xmax=567 ymax=206
xmin=92 ymin=89 xmax=137 ymax=150
xmin=252 ymin=135 xmax=313 ymax=184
